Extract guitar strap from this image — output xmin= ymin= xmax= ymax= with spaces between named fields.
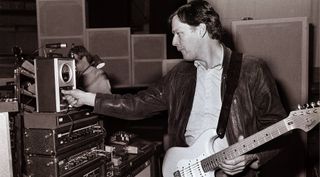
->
xmin=216 ymin=52 xmax=243 ymax=138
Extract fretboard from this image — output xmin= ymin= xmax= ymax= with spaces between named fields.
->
xmin=201 ymin=119 xmax=290 ymax=172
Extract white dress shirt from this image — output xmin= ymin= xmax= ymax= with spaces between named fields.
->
xmin=185 ymin=48 xmax=229 ymax=152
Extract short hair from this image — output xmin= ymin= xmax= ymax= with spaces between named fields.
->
xmin=169 ymin=0 xmax=223 ymax=41
xmin=68 ymin=45 xmax=94 ymax=64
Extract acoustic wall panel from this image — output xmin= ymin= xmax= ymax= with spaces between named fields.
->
xmin=232 ymin=17 xmax=309 ymax=111
xmin=131 ymin=34 xmax=167 ymax=60
xmin=86 ymin=28 xmax=131 ymax=58
xmin=37 ymin=0 xmax=85 ymax=37
xmin=133 ymin=61 xmax=163 ymax=86
xmin=104 ymin=59 xmax=131 ymax=88
xmin=85 ymin=28 xmax=132 ymax=87
xmin=131 ymin=34 xmax=167 ymax=86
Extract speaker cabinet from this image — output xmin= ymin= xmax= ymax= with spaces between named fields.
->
xmin=131 ymin=34 xmax=166 ymax=86
xmin=35 ymin=58 xmax=76 ymax=112
xmin=86 ymin=28 xmax=131 ymax=87
xmin=232 ymin=17 xmax=309 ymax=111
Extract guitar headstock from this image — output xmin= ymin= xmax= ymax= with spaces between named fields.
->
xmin=288 ymin=101 xmax=320 ymax=132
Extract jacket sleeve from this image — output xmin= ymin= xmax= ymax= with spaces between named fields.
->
xmin=92 ymin=79 xmax=168 ymax=120
xmin=251 ymin=59 xmax=288 ymax=167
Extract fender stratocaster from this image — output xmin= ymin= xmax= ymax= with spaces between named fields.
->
xmin=162 ymin=103 xmax=320 ymax=177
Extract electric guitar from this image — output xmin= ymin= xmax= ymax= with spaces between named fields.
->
xmin=162 ymin=102 xmax=320 ymax=177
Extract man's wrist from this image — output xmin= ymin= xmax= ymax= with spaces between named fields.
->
xmin=85 ymin=92 xmax=96 ymax=106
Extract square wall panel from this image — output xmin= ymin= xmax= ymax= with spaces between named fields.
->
xmin=104 ymin=59 xmax=131 ymax=88
xmin=131 ymin=34 xmax=166 ymax=60
xmin=232 ymin=17 xmax=308 ymax=111
xmin=133 ymin=61 xmax=163 ymax=86
xmin=37 ymin=0 xmax=85 ymax=37
xmin=86 ymin=28 xmax=131 ymax=58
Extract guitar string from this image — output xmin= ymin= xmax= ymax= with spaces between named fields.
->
xmin=213 ymin=114 xmax=312 ymax=161
xmin=176 ymin=159 xmax=210 ymax=176
xmin=217 ymin=119 xmax=288 ymax=159
xmin=179 ymin=162 xmax=203 ymax=177
xmin=201 ymin=121 xmax=285 ymax=168
xmin=198 ymin=121 xmax=289 ymax=173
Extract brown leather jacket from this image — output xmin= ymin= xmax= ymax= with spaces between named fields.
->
xmin=93 ymin=46 xmax=287 ymax=176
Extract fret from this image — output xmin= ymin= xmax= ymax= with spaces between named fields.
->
xmin=241 ymin=142 xmax=248 ymax=152
xmin=264 ymin=133 xmax=272 ymax=141
xmin=258 ymin=136 xmax=266 ymax=144
xmin=230 ymin=148 xmax=238 ymax=158
xmin=212 ymin=158 xmax=218 ymax=168
xmin=217 ymin=153 xmax=224 ymax=162
xmin=271 ymin=129 xmax=279 ymax=137
xmin=252 ymin=138 xmax=258 ymax=148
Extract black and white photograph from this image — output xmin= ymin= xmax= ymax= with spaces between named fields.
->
xmin=0 ymin=0 xmax=319 ymax=177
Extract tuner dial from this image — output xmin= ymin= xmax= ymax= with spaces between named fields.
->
xmin=297 ymin=104 xmax=301 ymax=110
xmin=311 ymin=102 xmax=315 ymax=108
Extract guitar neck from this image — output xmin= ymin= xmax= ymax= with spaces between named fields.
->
xmin=201 ymin=119 xmax=290 ymax=172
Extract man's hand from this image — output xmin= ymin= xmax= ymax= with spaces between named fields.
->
xmin=219 ymin=136 xmax=259 ymax=176
xmin=61 ymin=89 xmax=96 ymax=107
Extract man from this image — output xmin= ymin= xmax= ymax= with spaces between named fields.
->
xmin=68 ymin=45 xmax=111 ymax=94
xmin=63 ymin=1 xmax=287 ymax=176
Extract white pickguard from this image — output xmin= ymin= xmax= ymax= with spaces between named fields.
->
xmin=162 ymin=129 xmax=218 ymax=177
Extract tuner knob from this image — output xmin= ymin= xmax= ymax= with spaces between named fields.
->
xmin=305 ymin=103 xmax=310 ymax=108
xmin=297 ymin=104 xmax=302 ymax=110
xmin=311 ymin=102 xmax=315 ymax=108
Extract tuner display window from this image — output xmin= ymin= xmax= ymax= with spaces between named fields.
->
xmin=60 ymin=63 xmax=72 ymax=83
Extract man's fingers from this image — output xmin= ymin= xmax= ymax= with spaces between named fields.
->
xmin=70 ymin=99 xmax=78 ymax=107
xmin=61 ymin=89 xmax=76 ymax=95
xmin=223 ymin=155 xmax=246 ymax=166
xmin=223 ymin=168 xmax=244 ymax=176
xmin=219 ymin=154 xmax=258 ymax=175
xmin=61 ymin=90 xmax=69 ymax=94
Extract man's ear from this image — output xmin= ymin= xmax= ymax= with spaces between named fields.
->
xmin=198 ymin=23 xmax=207 ymax=38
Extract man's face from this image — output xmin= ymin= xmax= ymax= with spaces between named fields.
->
xmin=74 ymin=54 xmax=89 ymax=73
xmin=171 ymin=15 xmax=201 ymax=60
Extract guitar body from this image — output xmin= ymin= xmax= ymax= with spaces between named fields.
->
xmin=162 ymin=129 xmax=217 ymax=177
xmin=162 ymin=104 xmax=320 ymax=177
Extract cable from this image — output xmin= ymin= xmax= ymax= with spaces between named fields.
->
xmin=66 ymin=109 xmax=75 ymax=139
